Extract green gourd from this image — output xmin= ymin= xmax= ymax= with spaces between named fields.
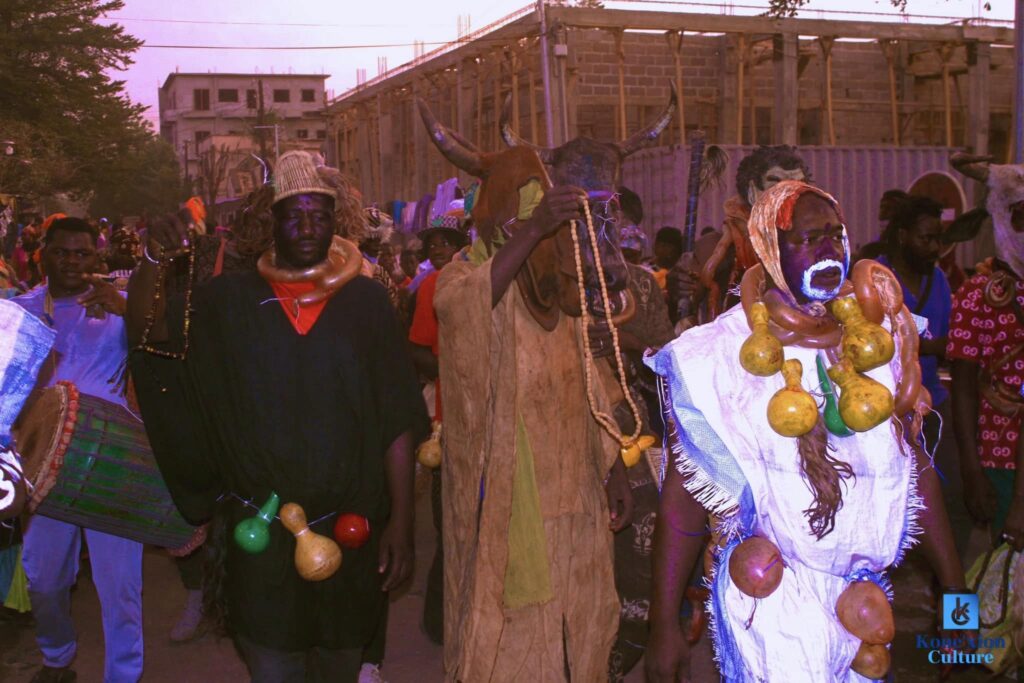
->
xmin=817 ymin=353 xmax=854 ymax=437
xmin=740 ymin=302 xmax=784 ymax=377
xmin=234 ymin=492 xmax=280 ymax=554
xmin=827 ymin=358 xmax=894 ymax=432
xmin=829 ymin=297 xmax=895 ymax=372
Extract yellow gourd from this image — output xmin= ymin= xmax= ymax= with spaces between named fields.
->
xmin=766 ymin=359 xmax=818 ymax=437
xmin=829 ymin=297 xmax=895 ymax=372
xmin=280 ymin=503 xmax=343 ymax=582
xmin=826 ymin=358 xmax=894 ymax=432
xmin=740 ymin=302 xmax=784 ymax=377
xmin=620 ymin=435 xmax=657 ymax=468
xmin=416 ymin=421 xmax=442 ymax=468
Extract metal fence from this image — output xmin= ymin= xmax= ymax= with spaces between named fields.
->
xmin=622 ymin=144 xmax=978 ymax=258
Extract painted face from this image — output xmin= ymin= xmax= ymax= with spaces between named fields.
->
xmin=425 ymin=231 xmax=461 ymax=271
xmin=43 ymin=230 xmax=99 ymax=297
xmin=900 ymin=214 xmax=943 ymax=275
xmin=778 ymin=193 xmax=849 ymax=304
xmin=749 ymin=165 xmax=807 ymax=207
xmin=272 ymin=193 xmax=336 ymax=269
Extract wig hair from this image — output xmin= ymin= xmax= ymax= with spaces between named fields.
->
xmin=232 ymin=165 xmax=368 ymax=257
xmin=735 ymin=145 xmax=809 ymax=201
xmin=798 ymin=415 xmax=854 ymax=539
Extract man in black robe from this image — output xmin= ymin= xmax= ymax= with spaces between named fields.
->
xmin=128 ymin=151 xmax=426 ymax=682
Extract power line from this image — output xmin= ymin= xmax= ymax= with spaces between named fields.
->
xmin=108 ymin=16 xmax=451 ymax=28
xmin=140 ymin=36 xmax=527 ymax=50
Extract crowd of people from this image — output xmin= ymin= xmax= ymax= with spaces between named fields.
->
xmin=0 ymin=128 xmax=1022 ymax=683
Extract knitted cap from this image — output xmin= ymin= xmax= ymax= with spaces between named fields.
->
xmin=273 ymin=151 xmax=337 ymax=205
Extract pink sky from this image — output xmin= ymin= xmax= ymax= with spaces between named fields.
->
xmin=102 ymin=0 xmax=1017 ymax=129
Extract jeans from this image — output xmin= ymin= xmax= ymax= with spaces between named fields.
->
xmin=22 ymin=514 xmax=144 ymax=683
xmin=235 ymin=634 xmax=362 ymax=683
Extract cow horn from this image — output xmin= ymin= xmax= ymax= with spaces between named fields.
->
xmin=416 ymin=97 xmax=486 ymax=177
xmin=499 ymin=94 xmax=555 ymax=165
xmin=950 ymin=152 xmax=992 ymax=183
xmin=617 ymin=81 xmax=678 ymax=158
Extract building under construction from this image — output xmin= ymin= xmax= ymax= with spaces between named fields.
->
xmin=325 ymin=3 xmax=1016 ymax=251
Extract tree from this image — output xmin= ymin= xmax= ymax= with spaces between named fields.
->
xmin=195 ymin=144 xmax=233 ymax=213
xmin=89 ymin=137 xmax=186 ymax=218
xmin=0 ymin=0 xmax=182 ymax=214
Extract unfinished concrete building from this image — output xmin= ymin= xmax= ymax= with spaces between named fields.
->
xmin=326 ymin=4 xmax=1015 ymax=252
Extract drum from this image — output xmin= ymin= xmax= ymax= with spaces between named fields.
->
xmin=14 ymin=381 xmax=196 ymax=548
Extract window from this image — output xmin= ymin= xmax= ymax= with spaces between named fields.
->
xmin=301 ymin=89 xmax=316 ymax=103
xmin=273 ymin=89 xmax=290 ymax=103
xmin=194 ymin=131 xmax=211 ymax=144
xmin=218 ymin=89 xmax=238 ymax=103
xmin=296 ymin=129 xmax=309 ymax=139
xmin=193 ymin=89 xmax=210 ymax=111
xmin=246 ymin=89 xmax=257 ymax=109
xmin=316 ymin=129 xmax=327 ymax=140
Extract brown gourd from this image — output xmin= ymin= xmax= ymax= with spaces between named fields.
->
xmin=829 ymin=297 xmax=895 ymax=372
xmin=827 ymin=358 xmax=894 ymax=432
xmin=416 ymin=420 xmax=442 ymax=468
xmin=851 ymin=642 xmax=891 ymax=679
xmin=280 ymin=502 xmax=343 ymax=582
xmin=728 ymin=536 xmax=784 ymax=599
xmin=740 ymin=302 xmax=784 ymax=377
xmin=836 ymin=581 xmax=895 ymax=645
xmin=766 ymin=359 xmax=818 ymax=437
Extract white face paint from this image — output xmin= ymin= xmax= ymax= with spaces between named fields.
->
xmin=800 ymin=259 xmax=847 ymax=302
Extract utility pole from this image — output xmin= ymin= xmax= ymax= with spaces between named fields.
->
xmin=537 ymin=0 xmax=555 ymax=147
xmin=252 ymin=125 xmax=280 ymax=164
xmin=1014 ymin=0 xmax=1023 ymax=162
xmin=256 ymin=77 xmax=269 ymax=161
xmin=182 ymin=139 xmax=190 ymax=188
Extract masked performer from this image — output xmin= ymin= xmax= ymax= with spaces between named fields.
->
xmin=646 ymin=180 xmax=967 ymax=682
xmin=672 ymin=145 xmax=808 ymax=326
xmin=947 ymin=154 xmax=1024 ymax=548
xmin=417 ymin=100 xmax=641 ymax=679
xmin=128 ymin=151 xmax=426 ymax=682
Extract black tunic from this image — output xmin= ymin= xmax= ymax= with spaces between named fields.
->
xmin=133 ymin=271 xmax=426 ymax=650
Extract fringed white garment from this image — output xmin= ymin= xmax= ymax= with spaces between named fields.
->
xmin=646 ymin=304 xmax=920 ymax=683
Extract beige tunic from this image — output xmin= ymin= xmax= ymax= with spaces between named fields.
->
xmin=434 ymin=257 xmax=619 ymax=682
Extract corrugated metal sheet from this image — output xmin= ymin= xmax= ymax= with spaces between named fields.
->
xmin=622 ymin=145 xmax=976 ymax=256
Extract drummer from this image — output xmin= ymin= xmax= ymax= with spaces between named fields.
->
xmin=13 ymin=216 xmax=143 ymax=683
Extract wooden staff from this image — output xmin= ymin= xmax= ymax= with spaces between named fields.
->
xmin=528 ymin=63 xmax=539 ymax=144
xmin=509 ymin=49 xmax=521 ymax=135
xmin=375 ymin=94 xmax=384 ymax=201
xmin=614 ymin=28 xmax=627 ymax=140
xmin=939 ymin=42 xmax=956 ymax=147
xmin=820 ymin=37 xmax=836 ymax=146
xmin=475 ymin=58 xmax=484 ymax=149
xmin=493 ymin=49 xmax=502 ymax=151
xmin=879 ymin=40 xmax=901 ymax=146
xmin=666 ymin=30 xmax=687 ymax=145
xmin=736 ymin=34 xmax=746 ymax=146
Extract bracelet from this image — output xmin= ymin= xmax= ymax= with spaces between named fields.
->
xmin=143 ymin=244 xmax=162 ymax=265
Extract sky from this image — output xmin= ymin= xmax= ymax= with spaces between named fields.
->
xmin=102 ymin=0 xmax=1017 ymax=129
